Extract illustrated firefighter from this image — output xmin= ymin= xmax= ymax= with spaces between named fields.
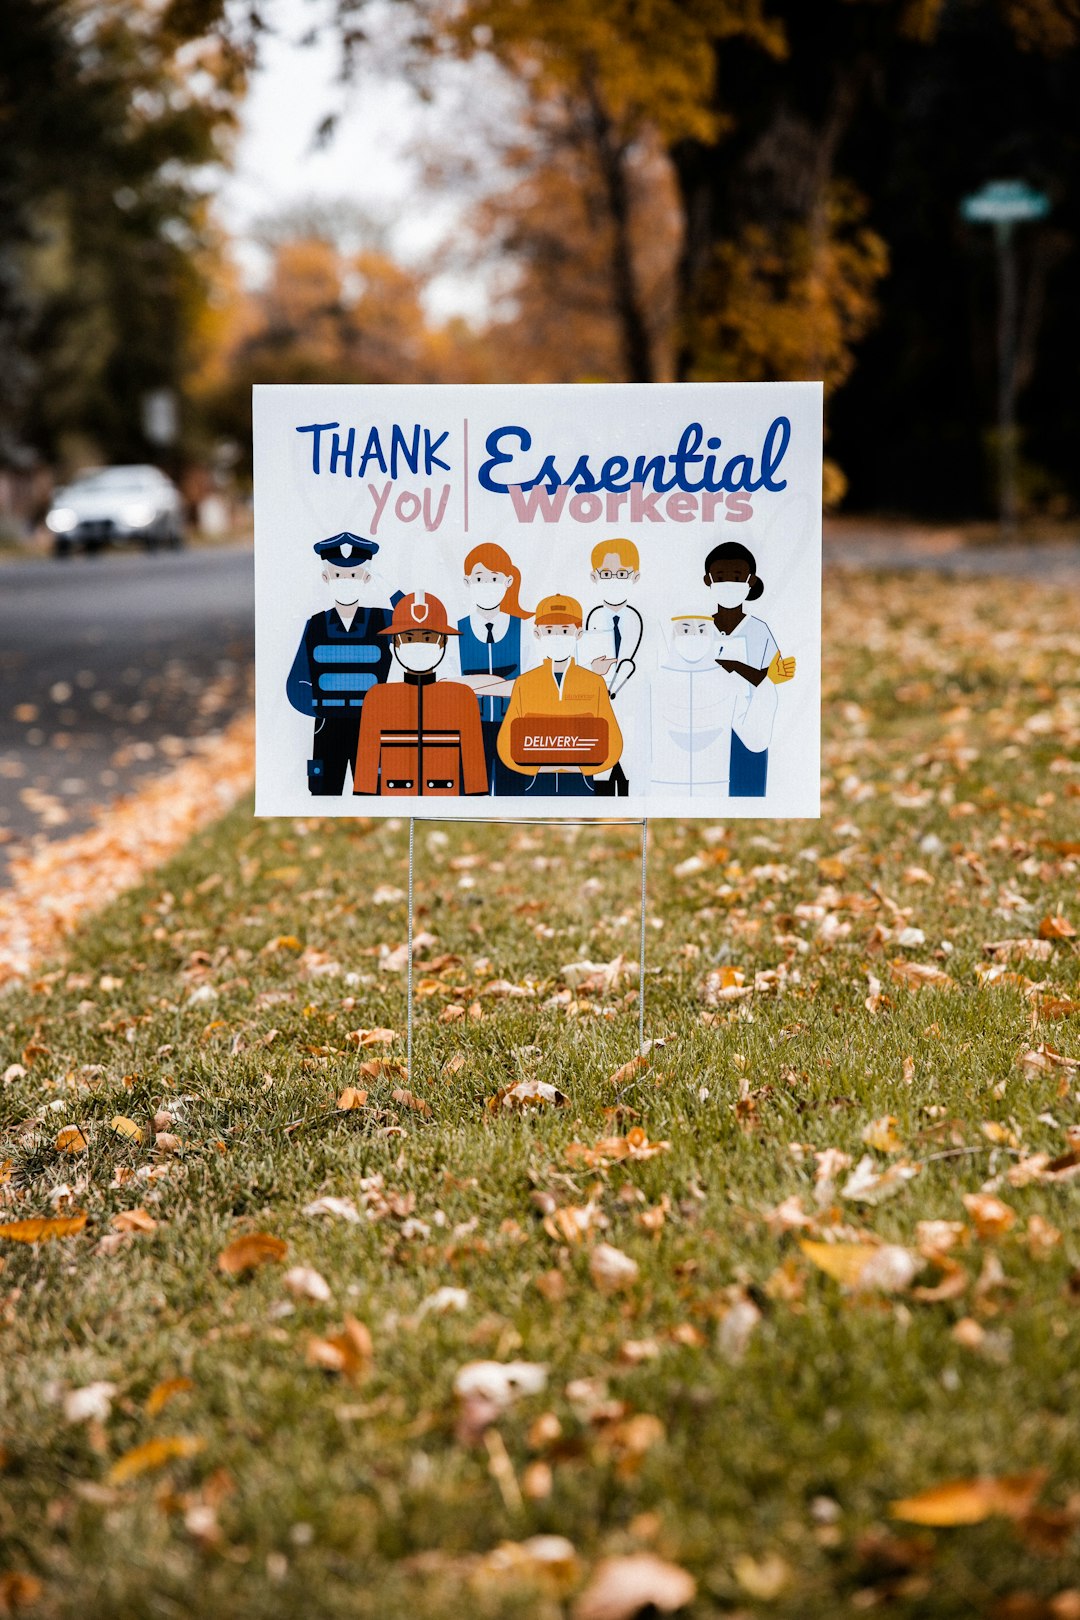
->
xmin=497 ymin=594 xmax=622 ymax=797
xmin=353 ymin=591 xmax=488 ymax=797
xmin=285 ymin=533 xmax=393 ymax=795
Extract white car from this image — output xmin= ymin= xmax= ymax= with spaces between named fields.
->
xmin=46 ymin=465 xmax=185 ymax=556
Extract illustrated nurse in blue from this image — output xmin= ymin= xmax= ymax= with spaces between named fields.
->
xmin=703 ymin=540 xmax=796 ymax=796
xmin=455 ymin=542 xmax=533 ymax=795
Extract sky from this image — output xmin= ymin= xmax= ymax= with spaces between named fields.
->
xmin=219 ymin=0 xmax=488 ymax=317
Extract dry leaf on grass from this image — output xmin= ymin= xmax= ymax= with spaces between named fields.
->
xmin=64 ymin=1383 xmax=117 ymax=1424
xmin=801 ymin=1239 xmax=919 ymax=1293
xmin=889 ymin=960 xmax=956 ymax=991
xmin=589 ymin=1243 xmax=639 ymax=1294
xmin=862 ymin=1115 xmax=904 ymax=1153
xmin=303 ymin=1196 xmax=361 ymax=1223
xmin=0 ymin=1213 xmax=87 ymax=1244
xmin=391 ymin=1087 xmax=432 ymax=1117
xmin=487 ymin=1078 xmax=568 ymax=1112
xmin=609 ymin=1054 xmax=649 ymax=1086
xmin=305 ymin=1315 xmax=373 ymax=1381
xmin=0 ymin=1572 xmax=44 ymax=1611
xmin=566 ymin=1127 xmax=670 ymax=1169
xmin=145 ymin=1377 xmax=193 ymax=1416
xmin=109 ymin=1115 xmax=143 ymax=1144
xmin=962 ymin=1193 xmax=1016 ymax=1240
xmin=891 ymin=1470 xmax=1046 ymax=1526
xmin=475 ymin=1535 xmax=581 ymax=1595
xmin=700 ymin=966 xmax=750 ymax=1005
xmin=111 ymin=1208 xmax=157 ymax=1235
xmin=55 ymin=1125 xmax=87 ymax=1155
xmin=1039 ymin=915 xmax=1076 ymax=940
xmin=336 ymin=1087 xmax=368 ymax=1111
xmin=573 ymin=1552 xmax=696 ymax=1620
xmin=107 ymin=1435 xmax=204 ymax=1484
xmin=842 ymin=1155 xmax=921 ymax=1205
xmin=216 ymin=1232 xmax=287 ymax=1276
xmin=283 ymin=1266 xmax=332 ymax=1303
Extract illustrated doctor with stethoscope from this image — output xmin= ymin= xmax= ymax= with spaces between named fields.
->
xmin=583 ymin=538 xmax=643 ymax=796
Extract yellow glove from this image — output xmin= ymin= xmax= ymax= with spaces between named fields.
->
xmin=767 ymin=651 xmax=796 ymax=685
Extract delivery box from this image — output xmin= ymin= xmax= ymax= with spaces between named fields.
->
xmin=509 ymin=715 xmax=609 ymax=767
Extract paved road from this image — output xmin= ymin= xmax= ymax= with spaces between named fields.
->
xmin=825 ymin=529 xmax=1080 ymax=581
xmin=0 ymin=545 xmax=254 ymax=874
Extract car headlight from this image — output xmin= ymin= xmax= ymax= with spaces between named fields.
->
xmin=122 ymin=502 xmax=156 ymax=529
xmin=46 ymin=507 xmax=79 ymax=533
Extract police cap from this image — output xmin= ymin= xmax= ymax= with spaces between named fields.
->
xmin=313 ymin=532 xmax=379 ymax=567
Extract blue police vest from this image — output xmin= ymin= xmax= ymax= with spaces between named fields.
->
xmin=299 ymin=607 xmax=391 ymax=713
xmin=456 ymin=615 xmax=522 ymax=723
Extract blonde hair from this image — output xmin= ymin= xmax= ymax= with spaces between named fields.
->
xmin=591 ymin=537 xmax=639 ymax=571
xmin=463 ymin=542 xmax=533 ymax=619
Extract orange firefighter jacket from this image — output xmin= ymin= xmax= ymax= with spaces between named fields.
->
xmin=497 ymin=657 xmax=623 ymax=777
xmin=354 ymin=673 xmax=488 ymax=797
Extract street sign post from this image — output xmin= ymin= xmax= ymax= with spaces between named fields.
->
xmin=961 ymin=180 xmax=1051 ymax=535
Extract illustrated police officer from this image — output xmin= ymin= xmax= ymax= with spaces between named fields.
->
xmin=285 ymin=533 xmax=393 ymax=795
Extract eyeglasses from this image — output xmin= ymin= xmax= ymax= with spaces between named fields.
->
xmin=596 ymin=568 xmax=634 ymax=581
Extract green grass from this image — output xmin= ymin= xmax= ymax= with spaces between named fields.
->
xmin=1 ymin=571 xmax=1078 ymax=1618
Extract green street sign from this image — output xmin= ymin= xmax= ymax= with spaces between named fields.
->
xmin=961 ymin=179 xmax=1050 ymax=225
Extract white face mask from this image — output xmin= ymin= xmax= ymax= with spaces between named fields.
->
xmin=395 ymin=642 xmax=444 ymax=674
xmin=674 ymin=630 xmax=714 ymax=664
xmin=470 ymin=584 xmax=506 ymax=613
xmin=540 ymin=633 xmax=578 ymax=663
xmin=601 ymin=581 xmax=636 ymax=607
xmin=713 ymin=582 xmax=750 ymax=610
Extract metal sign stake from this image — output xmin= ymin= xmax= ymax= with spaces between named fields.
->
xmin=403 ymin=815 xmax=649 ymax=1086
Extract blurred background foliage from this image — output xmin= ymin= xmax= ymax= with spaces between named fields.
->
xmin=2 ymin=0 xmax=1078 ymax=518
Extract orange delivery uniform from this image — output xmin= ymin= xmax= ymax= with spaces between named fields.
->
xmin=353 ymin=592 xmax=488 ymax=797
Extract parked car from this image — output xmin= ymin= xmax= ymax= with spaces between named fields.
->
xmin=45 ymin=465 xmax=185 ymax=556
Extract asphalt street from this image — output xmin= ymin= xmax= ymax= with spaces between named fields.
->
xmin=0 ymin=544 xmax=254 ymax=877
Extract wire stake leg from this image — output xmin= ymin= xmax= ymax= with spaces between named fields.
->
xmin=406 ymin=816 xmax=415 ymax=1086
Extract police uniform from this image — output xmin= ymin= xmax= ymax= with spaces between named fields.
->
xmin=285 ymin=534 xmax=392 ymax=795
xmin=353 ymin=592 xmax=488 ymax=798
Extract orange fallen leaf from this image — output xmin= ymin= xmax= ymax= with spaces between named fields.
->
xmin=962 ymin=1193 xmax=1016 ymax=1240
xmin=145 ymin=1376 xmax=194 ymax=1416
xmin=336 ymin=1087 xmax=369 ymax=1111
xmin=216 ymin=1232 xmax=287 ymax=1276
xmin=108 ymin=1435 xmax=204 ymax=1483
xmin=609 ymin=1055 xmax=649 ymax=1086
xmin=109 ymin=1115 xmax=143 ymax=1144
xmin=0 ymin=1572 xmax=43 ymax=1611
xmin=1039 ymin=915 xmax=1075 ymax=940
xmin=889 ymin=960 xmax=956 ymax=991
xmin=800 ymin=1239 xmax=918 ymax=1292
xmin=391 ymin=1087 xmax=432 ymax=1117
xmin=305 ymin=1315 xmax=373 ymax=1382
xmin=0 ymin=1213 xmax=87 ymax=1244
xmin=890 ymin=1470 xmax=1046 ymax=1526
xmin=56 ymin=1125 xmax=88 ymax=1155
xmin=111 ymin=1208 xmax=157 ymax=1235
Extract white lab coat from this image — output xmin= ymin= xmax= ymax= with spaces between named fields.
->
xmin=648 ymin=654 xmax=777 ymax=796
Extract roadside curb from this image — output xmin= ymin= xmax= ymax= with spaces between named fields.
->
xmin=0 ymin=713 xmax=255 ymax=988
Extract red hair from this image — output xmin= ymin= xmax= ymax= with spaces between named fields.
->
xmin=463 ymin=542 xmax=533 ymax=619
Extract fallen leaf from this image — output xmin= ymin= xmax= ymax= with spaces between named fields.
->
xmin=700 ymin=966 xmax=751 ymax=1005
xmin=303 ymin=1196 xmax=361 ymax=1223
xmin=111 ymin=1208 xmax=157 ymax=1235
xmin=609 ymin=1055 xmax=649 ymax=1086
xmin=862 ymin=1115 xmax=904 ymax=1153
xmin=0 ymin=1213 xmax=87 ymax=1244
xmin=108 ymin=1435 xmax=204 ymax=1483
xmin=841 ymin=1155 xmax=921 ymax=1204
xmin=391 ymin=1087 xmax=432 ymax=1117
xmin=573 ymin=1552 xmax=696 ymax=1619
xmin=487 ymin=1078 xmax=569 ymax=1112
xmin=145 ymin=1377 xmax=194 ymax=1416
xmin=1039 ymin=915 xmax=1076 ymax=940
xmin=336 ymin=1087 xmax=369 ymax=1111
xmin=733 ymin=1552 xmax=790 ymax=1600
xmin=0 ymin=1573 xmax=44 ymax=1611
xmin=216 ymin=1232 xmax=287 ymax=1276
xmin=891 ymin=1471 xmax=1046 ymax=1526
xmin=109 ymin=1115 xmax=143 ymax=1144
xmin=589 ymin=1243 xmax=639 ymax=1294
xmin=56 ymin=1125 xmax=87 ymax=1155
xmin=305 ymin=1314 xmax=373 ymax=1381
xmin=801 ymin=1239 xmax=918 ymax=1293
xmin=283 ymin=1266 xmax=332 ymax=1303
xmin=889 ymin=960 xmax=956 ymax=991
xmin=962 ymin=1193 xmax=1016 ymax=1240
xmin=64 ymin=1382 xmax=117 ymax=1424
xmin=477 ymin=1535 xmax=581 ymax=1594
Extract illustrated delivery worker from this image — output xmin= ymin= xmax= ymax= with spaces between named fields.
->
xmin=285 ymin=533 xmax=393 ymax=795
xmin=497 ymin=594 xmax=622 ymax=797
xmin=353 ymin=591 xmax=488 ymax=797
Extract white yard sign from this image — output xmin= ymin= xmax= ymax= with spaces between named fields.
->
xmin=254 ymin=382 xmax=821 ymax=819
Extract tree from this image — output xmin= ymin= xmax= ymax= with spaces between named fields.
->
xmin=0 ymin=0 xmax=245 ymax=471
